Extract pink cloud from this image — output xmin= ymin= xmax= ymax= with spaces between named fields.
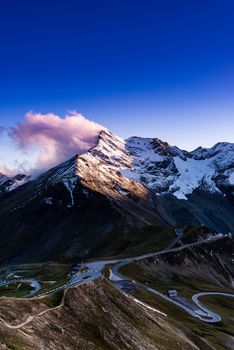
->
xmin=9 ymin=112 xmax=105 ymax=173
xmin=0 ymin=165 xmax=12 ymax=176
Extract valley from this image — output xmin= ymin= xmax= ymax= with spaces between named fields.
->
xmin=0 ymin=229 xmax=233 ymax=349
xmin=0 ymin=130 xmax=234 ymax=349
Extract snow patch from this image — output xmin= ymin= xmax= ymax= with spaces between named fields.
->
xmin=63 ymin=179 xmax=76 ymax=206
xmin=169 ymin=157 xmax=219 ymax=199
xmin=43 ymin=197 xmax=53 ymax=205
xmin=8 ymin=177 xmax=28 ymax=191
xmin=123 ymin=292 xmax=167 ymax=317
xmin=228 ymin=172 xmax=234 ymax=185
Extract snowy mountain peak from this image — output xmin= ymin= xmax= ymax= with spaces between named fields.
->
xmin=191 ymin=142 xmax=234 ymax=160
xmin=37 ymin=129 xmax=234 ymax=201
xmin=0 ymin=173 xmax=30 ymax=194
xmin=3 ymin=129 xmax=234 ymax=203
xmin=0 ymin=172 xmax=8 ymax=184
xmin=151 ymin=138 xmax=170 ymax=149
xmin=121 ymin=135 xmax=234 ymax=200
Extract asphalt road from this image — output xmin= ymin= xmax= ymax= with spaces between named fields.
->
xmin=192 ymin=292 xmax=234 ymax=322
xmin=0 ymin=278 xmax=41 ymax=297
xmin=109 ymin=233 xmax=234 ymax=323
xmin=0 ymin=232 xmax=233 ymax=323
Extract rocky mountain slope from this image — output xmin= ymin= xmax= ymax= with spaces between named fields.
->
xmin=124 ymin=234 xmax=234 ymax=291
xmin=123 ymin=135 xmax=234 ymax=199
xmin=68 ymin=130 xmax=234 ymax=201
xmin=3 ymin=129 xmax=234 ymax=200
xmin=0 ymin=130 xmax=233 ymax=263
xmin=0 ymin=278 xmax=218 ymax=350
xmin=120 ymin=234 xmax=234 ymax=350
xmin=0 ymin=172 xmax=30 ymax=194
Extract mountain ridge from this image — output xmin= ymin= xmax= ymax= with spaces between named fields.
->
xmin=3 ymin=129 xmax=234 ymax=201
xmin=0 ymin=129 xmax=233 ymax=263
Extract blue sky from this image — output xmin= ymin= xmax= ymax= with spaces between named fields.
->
xmin=0 ymin=0 xmax=234 ymax=171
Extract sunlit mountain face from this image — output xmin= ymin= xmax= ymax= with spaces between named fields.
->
xmin=0 ymin=1 xmax=234 ymax=349
xmin=0 ymin=127 xmax=233 ymax=350
xmin=0 ymin=128 xmax=234 ymax=263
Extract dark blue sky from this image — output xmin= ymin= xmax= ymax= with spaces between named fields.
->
xmin=0 ymin=0 xmax=234 ymax=154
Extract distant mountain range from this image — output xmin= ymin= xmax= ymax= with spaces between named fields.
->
xmin=0 ymin=172 xmax=30 ymax=193
xmin=0 ymin=130 xmax=233 ymax=263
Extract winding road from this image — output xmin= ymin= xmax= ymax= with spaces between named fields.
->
xmin=192 ymin=292 xmax=234 ymax=322
xmin=0 ymin=278 xmax=41 ymax=297
xmin=0 ymin=232 xmax=233 ymax=325
xmin=107 ymin=233 xmax=234 ymax=323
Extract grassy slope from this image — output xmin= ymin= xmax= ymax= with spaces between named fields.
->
xmin=89 ymin=225 xmax=176 ymax=260
xmin=120 ymin=238 xmax=234 ymax=350
xmin=0 ymin=263 xmax=70 ymax=297
xmin=0 ymin=279 xmax=210 ymax=350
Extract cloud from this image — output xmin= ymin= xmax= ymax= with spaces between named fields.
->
xmin=8 ymin=112 xmax=105 ymax=174
xmin=0 ymin=165 xmax=12 ymax=176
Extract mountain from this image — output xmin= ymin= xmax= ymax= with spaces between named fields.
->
xmin=0 ymin=278 xmax=214 ymax=350
xmin=0 ymin=130 xmax=233 ymax=264
xmin=0 ymin=172 xmax=30 ymax=194
xmin=123 ymin=136 xmax=234 ymax=200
